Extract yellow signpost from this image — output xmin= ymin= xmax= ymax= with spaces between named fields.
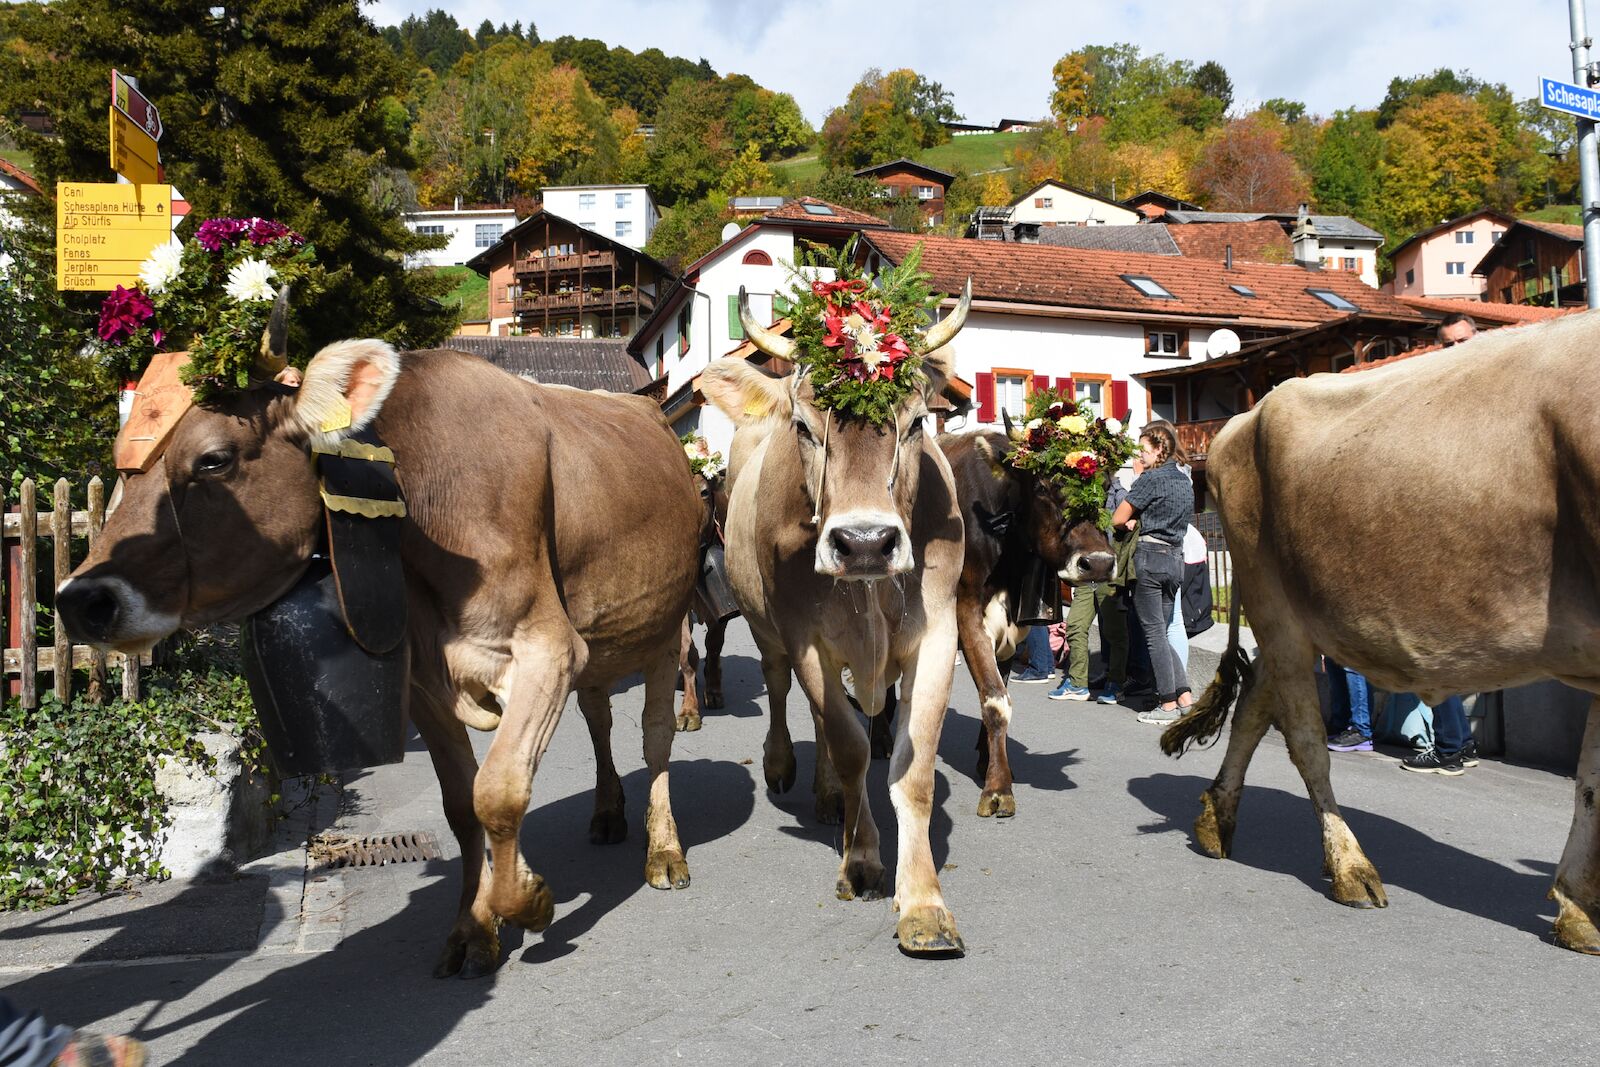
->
xmin=56 ymin=182 xmax=173 ymax=291
xmin=108 ymin=106 xmax=162 ymax=186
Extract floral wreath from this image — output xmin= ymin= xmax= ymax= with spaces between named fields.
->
xmin=783 ymin=238 xmax=939 ymax=425
xmin=95 ymin=217 xmax=321 ymax=399
xmin=1006 ymin=387 xmax=1138 ymax=528
xmin=680 ymin=432 xmax=726 ymax=479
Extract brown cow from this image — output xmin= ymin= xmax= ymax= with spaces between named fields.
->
xmin=1159 ymin=311 xmax=1600 ymax=954
xmin=57 ymin=340 xmax=703 ymax=977
xmin=696 ymin=288 xmax=969 ymax=956
xmin=938 ymin=430 xmax=1115 ymax=816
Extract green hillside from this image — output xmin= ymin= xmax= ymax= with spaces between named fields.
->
xmin=772 ymin=130 xmax=1026 ymax=184
xmin=429 ymin=265 xmax=488 ymax=323
xmin=1524 ymin=204 xmax=1581 ymax=226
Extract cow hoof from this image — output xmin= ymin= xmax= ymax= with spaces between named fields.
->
xmin=764 ymin=744 xmax=797 ymax=794
xmin=675 ymin=712 xmax=702 ymax=732
xmin=646 ymin=849 xmax=691 ymax=890
xmin=1194 ymin=791 xmax=1233 ymax=859
xmin=815 ymin=790 xmax=845 ymax=825
xmin=457 ymin=943 xmax=502 ymax=980
xmin=896 ymin=908 xmax=965 ymax=958
xmin=836 ymin=858 xmax=887 ymax=901
xmin=1551 ymin=891 xmax=1600 ymax=954
xmin=976 ymin=790 xmax=1016 ymax=818
xmin=433 ymin=931 xmax=500 ymax=979
xmin=501 ymin=874 xmax=555 ymax=932
xmin=705 ymin=689 xmax=724 ymax=710
xmin=588 ymin=808 xmax=627 ymax=845
xmin=1330 ymin=863 xmax=1388 ymax=909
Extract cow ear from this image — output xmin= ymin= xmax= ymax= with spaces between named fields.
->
xmin=920 ymin=345 xmax=952 ymax=406
xmin=699 ymin=358 xmax=793 ymax=426
xmin=289 ymin=339 xmax=402 ymax=446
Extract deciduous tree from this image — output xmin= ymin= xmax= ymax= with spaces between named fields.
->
xmin=1190 ymin=114 xmax=1309 ymax=211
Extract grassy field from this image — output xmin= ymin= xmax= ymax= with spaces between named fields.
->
xmin=771 ymin=130 xmax=1027 ymax=185
xmin=1524 ymin=203 xmax=1581 ymax=226
xmin=429 ymin=265 xmax=488 ymax=323
xmin=0 ymin=141 xmax=36 ymax=175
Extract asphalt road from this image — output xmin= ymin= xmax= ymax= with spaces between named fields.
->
xmin=1 ymin=619 xmax=1591 ymax=1065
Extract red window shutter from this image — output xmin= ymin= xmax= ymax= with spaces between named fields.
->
xmin=1111 ymin=379 xmax=1130 ymax=421
xmin=1056 ymin=376 xmax=1075 ymax=401
xmin=1033 ymin=373 xmax=1050 ymax=396
xmin=976 ymin=372 xmax=996 ymax=423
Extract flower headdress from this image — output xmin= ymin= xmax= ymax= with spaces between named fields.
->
xmin=1006 ymin=387 xmax=1138 ymax=528
xmin=680 ymin=432 xmax=726 ymax=479
xmin=737 ymin=237 xmax=970 ymax=426
xmin=94 ymin=217 xmax=320 ymax=399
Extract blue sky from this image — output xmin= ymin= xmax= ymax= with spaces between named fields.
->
xmin=367 ymin=1 xmax=1575 ymax=126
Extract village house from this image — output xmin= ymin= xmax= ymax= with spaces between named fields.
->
xmin=851 ymin=159 xmax=955 ymax=226
xmin=1472 ymin=218 xmax=1586 ymax=308
xmin=401 ymin=199 xmax=520 ymax=268
xmin=1386 ymin=210 xmax=1513 ymax=301
xmin=538 ymin=184 xmax=659 ymax=251
xmin=1162 ymin=208 xmax=1385 ymax=288
xmin=1007 ymin=179 xmax=1142 ymax=230
xmin=1120 ymin=189 xmax=1204 ymax=220
xmin=466 ymin=208 xmax=674 ymax=339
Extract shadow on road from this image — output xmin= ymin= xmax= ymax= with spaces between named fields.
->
xmin=1128 ymin=771 xmax=1556 ymax=938
xmin=940 ymin=704 xmax=1083 ymax=794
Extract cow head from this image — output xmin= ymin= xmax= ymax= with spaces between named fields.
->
xmin=996 ymin=413 xmax=1116 ymax=585
xmin=56 ymin=338 xmax=403 ymax=652
xmin=702 ymin=282 xmax=970 ymax=580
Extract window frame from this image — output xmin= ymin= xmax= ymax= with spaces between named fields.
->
xmin=1144 ymin=328 xmax=1185 ymax=359
xmin=473 ymin=223 xmax=503 ymax=248
xmin=1070 ymin=372 xmax=1112 ymax=417
xmin=1122 ymin=274 xmax=1176 ymax=299
xmin=1307 ymin=288 xmax=1360 ymax=311
xmin=989 ymin=366 xmax=1034 ymax=422
xmin=1146 ymin=383 xmax=1177 ymax=423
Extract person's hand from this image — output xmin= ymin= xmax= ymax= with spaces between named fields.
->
xmin=274 ymin=366 xmax=303 ymax=388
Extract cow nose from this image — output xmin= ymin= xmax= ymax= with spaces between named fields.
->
xmin=830 ymin=525 xmax=900 ymax=563
xmin=1076 ymin=552 xmax=1116 ymax=582
xmin=57 ymin=580 xmax=120 ymax=642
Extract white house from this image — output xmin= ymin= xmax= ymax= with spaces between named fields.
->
xmin=402 ymin=200 xmax=520 ymax=268
xmin=0 ymin=157 xmax=40 ymax=232
xmin=539 ymin=184 xmax=659 ymax=251
xmin=1008 ymin=179 xmax=1142 ymax=229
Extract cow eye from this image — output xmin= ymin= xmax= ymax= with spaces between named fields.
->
xmin=794 ymin=419 xmax=816 ymax=444
xmin=193 ymin=448 xmax=236 ymax=477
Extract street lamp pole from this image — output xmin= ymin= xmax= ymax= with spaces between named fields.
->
xmin=1570 ymin=0 xmax=1600 ymax=308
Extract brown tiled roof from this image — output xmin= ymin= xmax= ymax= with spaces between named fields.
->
xmin=1521 ymin=219 xmax=1584 ymax=242
xmin=1166 ymin=221 xmax=1292 ymax=265
xmin=862 ymin=231 xmax=1424 ymax=326
xmin=0 ymin=157 xmax=40 ymax=195
xmin=1396 ymin=295 xmax=1577 ymax=325
xmin=759 ymin=197 xmax=891 ymax=228
xmin=1340 ymin=341 xmax=1446 ymax=373
xmin=443 ymin=337 xmax=653 ymax=391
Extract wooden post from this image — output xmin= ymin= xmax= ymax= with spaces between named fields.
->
xmin=19 ymin=478 xmax=36 ymax=709
xmin=52 ymin=478 xmax=71 ymax=704
xmin=86 ymin=477 xmax=107 ymax=704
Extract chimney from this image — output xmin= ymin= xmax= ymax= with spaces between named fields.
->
xmin=1225 ymin=244 xmax=1234 ymax=271
xmin=454 ymin=195 xmax=462 ymax=211
xmin=1291 ymin=202 xmax=1320 ymax=266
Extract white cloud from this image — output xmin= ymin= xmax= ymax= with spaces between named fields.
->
xmin=366 ymin=0 xmax=1572 ymax=125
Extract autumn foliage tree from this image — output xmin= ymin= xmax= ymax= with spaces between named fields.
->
xmin=1190 ymin=113 xmax=1310 ymax=211
xmin=819 ymin=68 xmax=958 ymax=169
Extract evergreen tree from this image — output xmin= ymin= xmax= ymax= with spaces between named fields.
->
xmin=0 ymin=0 xmax=455 ymax=353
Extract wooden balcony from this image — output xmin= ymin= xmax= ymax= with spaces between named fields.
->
xmin=1176 ymin=417 xmax=1232 ymax=459
xmin=514 ymin=250 xmax=618 ymax=277
xmin=514 ymin=287 xmax=655 ymax=315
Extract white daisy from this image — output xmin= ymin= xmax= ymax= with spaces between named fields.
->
xmin=224 ymin=258 xmax=277 ymax=303
xmin=851 ymin=323 xmax=883 ymax=354
xmin=1105 ymin=417 xmax=1123 ymax=434
xmin=138 ymin=241 xmax=184 ymax=294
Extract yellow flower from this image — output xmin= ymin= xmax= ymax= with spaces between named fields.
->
xmin=1057 ymin=415 xmax=1087 ymax=434
xmin=1064 ymin=450 xmax=1090 ymax=466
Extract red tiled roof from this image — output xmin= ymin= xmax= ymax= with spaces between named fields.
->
xmin=760 ymin=197 xmax=891 ymax=228
xmin=1520 ymin=219 xmax=1584 ymax=242
xmin=1396 ymin=295 xmax=1577 ymax=325
xmin=1339 ymin=315 xmax=1575 ymax=374
xmin=1166 ymin=221 xmax=1292 ymax=265
xmin=862 ymin=231 xmax=1424 ymax=326
xmin=0 ymin=157 xmax=40 ymax=195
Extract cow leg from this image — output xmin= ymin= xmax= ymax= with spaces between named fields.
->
xmin=810 ymin=699 xmax=846 ymax=825
xmin=756 ymin=635 xmax=798 ymax=794
xmin=576 ymin=686 xmax=627 ymax=845
xmin=676 ymin=615 xmax=702 ymax=732
xmin=797 ymin=655 xmax=883 ymax=898
xmin=704 ymin=615 xmax=728 ymax=709
xmin=890 ymin=618 xmax=964 ymax=956
xmin=958 ymin=603 xmax=1015 ymax=817
xmin=1192 ymin=679 xmax=1272 ymax=860
xmin=641 ymin=637 xmax=691 ymax=890
xmin=1550 ymin=698 xmax=1600 ymax=954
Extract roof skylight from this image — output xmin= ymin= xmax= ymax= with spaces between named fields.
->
xmin=1229 ymin=283 xmax=1257 ymax=298
xmin=1308 ymin=288 xmax=1359 ymax=311
xmin=1122 ymin=274 xmax=1175 ymax=299
xmin=801 ymin=203 xmax=836 ymax=216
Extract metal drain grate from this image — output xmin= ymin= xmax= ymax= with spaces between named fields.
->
xmin=309 ymin=831 xmax=442 ymax=871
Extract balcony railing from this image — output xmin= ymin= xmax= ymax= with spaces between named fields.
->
xmin=1176 ymin=417 xmax=1232 ymax=459
xmin=514 ymin=287 xmax=655 ymax=315
xmin=514 ymin=250 xmax=618 ymax=276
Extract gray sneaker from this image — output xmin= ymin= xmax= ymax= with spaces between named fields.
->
xmin=1136 ymin=706 xmax=1182 ymax=726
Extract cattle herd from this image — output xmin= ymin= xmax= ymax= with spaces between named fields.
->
xmin=56 ymin=304 xmax=1600 ymax=976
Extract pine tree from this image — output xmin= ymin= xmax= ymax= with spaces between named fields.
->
xmin=0 ymin=0 xmax=455 ymax=355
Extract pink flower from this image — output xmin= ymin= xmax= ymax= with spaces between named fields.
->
xmin=248 ymin=218 xmax=302 ymax=246
xmin=96 ymin=285 xmax=154 ymax=345
xmin=196 ymin=217 xmax=249 ymax=252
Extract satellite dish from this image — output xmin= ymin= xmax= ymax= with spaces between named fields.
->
xmin=720 ymin=222 xmax=742 ymax=242
xmin=1206 ymin=328 xmax=1241 ymax=359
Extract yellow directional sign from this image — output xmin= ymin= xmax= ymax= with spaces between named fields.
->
xmin=56 ymin=181 xmax=173 ymax=291
xmin=109 ymin=106 xmax=162 ymax=186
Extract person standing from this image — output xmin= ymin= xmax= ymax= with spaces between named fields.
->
xmin=1324 ymin=656 xmax=1375 ymax=752
xmin=1112 ymin=424 xmax=1196 ymax=725
xmin=1400 ymin=695 xmax=1481 ymax=775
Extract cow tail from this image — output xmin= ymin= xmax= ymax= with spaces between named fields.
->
xmin=1160 ymin=587 xmax=1253 ymax=757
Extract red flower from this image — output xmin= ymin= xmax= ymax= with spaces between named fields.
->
xmin=1074 ymin=454 xmax=1100 ymax=478
xmin=97 ymin=285 xmax=154 ymax=345
xmin=811 ymin=278 xmax=867 ymax=299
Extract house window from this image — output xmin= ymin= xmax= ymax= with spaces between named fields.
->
xmin=1331 ymin=352 xmax=1356 ymax=372
xmin=615 ymin=192 xmax=631 ymax=209
xmin=1308 ymin=288 xmax=1359 ymax=311
xmin=602 ymin=318 xmax=625 ymax=338
xmin=1229 ymin=283 xmax=1257 ymax=298
xmin=1342 ymin=257 xmax=1358 ymax=271
xmin=1146 ymin=330 xmax=1182 ymax=357
xmin=917 ymin=185 xmax=937 ymax=200
xmin=506 ymin=284 xmax=521 ymax=302
xmin=1405 ymin=269 xmax=1415 ymax=286
xmin=1147 ymin=384 xmax=1177 ymax=423
xmin=415 ymin=224 xmax=445 ymax=236
xmin=554 ymin=318 xmax=576 ymax=336
xmin=677 ymin=308 xmax=691 ymax=356
xmin=1502 ymin=286 xmax=1513 ymax=302
xmin=579 ymin=193 xmax=596 ymax=210
xmin=580 ymin=221 xmax=597 ymax=231
xmin=475 ymin=223 xmax=503 ymax=247
xmin=1445 ymin=261 xmax=1465 ymax=275
xmin=1074 ymin=374 xmax=1111 ymax=416
xmin=1456 ymin=231 xmax=1474 ymax=244
xmin=615 ymin=220 xmax=633 ymax=239
xmin=994 ymin=374 xmax=1028 ymax=420
xmin=656 ymin=335 xmax=665 ymax=362
xmin=742 ymin=249 xmax=772 ymax=265
xmin=1035 ymin=197 xmax=1052 ymax=209
xmin=1492 ymin=229 xmax=1504 ymax=244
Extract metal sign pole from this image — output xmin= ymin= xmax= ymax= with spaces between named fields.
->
xmin=1571 ymin=0 xmax=1600 ymax=308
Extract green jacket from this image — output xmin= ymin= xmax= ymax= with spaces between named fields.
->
xmin=1109 ymin=527 xmax=1137 ymax=594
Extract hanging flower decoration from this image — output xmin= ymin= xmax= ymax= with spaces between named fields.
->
xmin=783 ymin=237 xmax=939 ymax=425
xmin=91 ymin=216 xmax=320 ymax=398
xmin=680 ymin=432 xmax=726 ymax=479
xmin=1006 ymin=387 xmax=1138 ymax=528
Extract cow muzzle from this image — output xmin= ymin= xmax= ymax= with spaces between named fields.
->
xmin=56 ymin=576 xmax=178 ymax=652
xmin=816 ymin=513 xmax=913 ymax=579
xmin=1061 ymin=551 xmax=1116 ymax=585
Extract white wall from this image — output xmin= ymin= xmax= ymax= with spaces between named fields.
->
xmin=541 ymin=186 xmax=658 ymax=250
xmin=403 ymin=209 xmax=518 ymax=268
xmin=1314 ymin=240 xmax=1382 ymax=289
xmin=1009 ymin=183 xmax=1140 ymax=228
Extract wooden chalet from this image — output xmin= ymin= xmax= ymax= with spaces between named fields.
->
xmin=851 ymin=158 xmax=955 ymax=226
xmin=1473 ymin=219 xmax=1586 ymax=308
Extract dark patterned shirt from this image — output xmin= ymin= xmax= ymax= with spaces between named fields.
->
xmin=1125 ymin=461 xmax=1194 ymax=546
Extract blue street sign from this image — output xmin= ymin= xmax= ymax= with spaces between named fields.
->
xmin=1541 ymin=76 xmax=1600 ymax=120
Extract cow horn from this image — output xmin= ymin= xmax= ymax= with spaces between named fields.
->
xmin=739 ymin=286 xmax=795 ymax=360
xmin=920 ymin=278 xmax=971 ymax=355
xmin=1002 ymin=409 xmax=1016 ymax=437
xmin=257 ymin=283 xmax=292 ymax=375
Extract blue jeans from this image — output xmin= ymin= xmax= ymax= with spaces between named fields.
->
xmin=1323 ymin=657 xmax=1372 ymax=739
xmin=1431 ymin=695 xmax=1470 ymax=756
xmin=1167 ymin=597 xmax=1187 ymax=672
xmin=1021 ymin=625 xmax=1053 ymax=676
xmin=1133 ymin=541 xmax=1187 ymax=702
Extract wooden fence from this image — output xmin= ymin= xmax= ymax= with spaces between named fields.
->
xmin=3 ymin=477 xmax=144 ymax=708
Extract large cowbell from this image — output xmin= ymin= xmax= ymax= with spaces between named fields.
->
xmin=241 ymin=430 xmax=410 ymax=775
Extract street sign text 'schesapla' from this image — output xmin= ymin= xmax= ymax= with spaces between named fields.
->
xmin=1540 ymin=76 xmax=1600 ymax=121
xmin=56 ymin=182 xmax=172 ymax=291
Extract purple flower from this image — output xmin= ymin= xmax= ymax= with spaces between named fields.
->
xmin=97 ymin=285 xmax=154 ymax=345
xmin=195 ymin=217 xmax=249 ymax=252
xmin=246 ymin=217 xmax=302 ymax=246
